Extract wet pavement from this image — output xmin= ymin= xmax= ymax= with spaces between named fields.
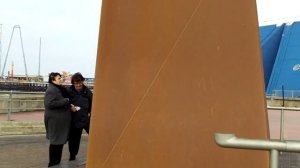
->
xmin=0 ymin=135 xmax=88 ymax=168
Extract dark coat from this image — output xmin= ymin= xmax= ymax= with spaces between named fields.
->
xmin=44 ymin=83 xmax=71 ymax=145
xmin=68 ymin=85 xmax=93 ymax=128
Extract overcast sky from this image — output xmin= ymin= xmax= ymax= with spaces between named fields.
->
xmin=0 ymin=0 xmax=102 ymax=78
xmin=0 ymin=0 xmax=300 ymax=78
xmin=256 ymin=0 xmax=300 ymax=25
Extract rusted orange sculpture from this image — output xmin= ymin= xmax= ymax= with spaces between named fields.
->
xmin=87 ymin=0 xmax=269 ymax=167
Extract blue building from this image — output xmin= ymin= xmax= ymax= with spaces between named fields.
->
xmin=259 ymin=22 xmax=300 ymax=97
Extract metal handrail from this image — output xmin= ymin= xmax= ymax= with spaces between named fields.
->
xmin=215 ymin=133 xmax=300 ymax=168
xmin=215 ymin=106 xmax=300 ymax=168
xmin=0 ymin=91 xmax=45 ymax=94
xmin=268 ymin=106 xmax=300 ymax=111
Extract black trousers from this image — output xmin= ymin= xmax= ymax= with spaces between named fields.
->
xmin=48 ymin=144 xmax=64 ymax=167
xmin=68 ymin=125 xmax=89 ymax=159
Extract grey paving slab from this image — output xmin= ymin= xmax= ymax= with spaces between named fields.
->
xmin=279 ymin=152 xmax=300 ymax=168
xmin=0 ymin=135 xmax=88 ymax=168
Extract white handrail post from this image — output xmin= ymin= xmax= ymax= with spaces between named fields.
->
xmin=280 ymin=108 xmax=284 ymax=141
xmin=7 ymin=90 xmax=12 ymax=121
xmin=270 ymin=149 xmax=279 ymax=168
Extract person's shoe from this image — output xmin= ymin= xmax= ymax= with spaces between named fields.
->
xmin=69 ymin=155 xmax=76 ymax=161
xmin=48 ymin=162 xmax=60 ymax=167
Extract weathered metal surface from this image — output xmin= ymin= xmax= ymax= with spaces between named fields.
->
xmin=87 ymin=0 xmax=269 ymax=167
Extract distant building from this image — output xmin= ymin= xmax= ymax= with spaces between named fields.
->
xmin=2 ymin=75 xmax=44 ymax=82
xmin=259 ymin=21 xmax=300 ymax=97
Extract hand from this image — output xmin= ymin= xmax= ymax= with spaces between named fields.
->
xmin=75 ymin=106 xmax=81 ymax=111
xmin=70 ymin=106 xmax=77 ymax=112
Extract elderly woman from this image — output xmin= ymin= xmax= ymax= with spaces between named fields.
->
xmin=68 ymin=72 xmax=93 ymax=161
xmin=44 ymin=72 xmax=71 ymax=167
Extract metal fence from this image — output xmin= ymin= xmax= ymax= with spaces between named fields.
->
xmin=0 ymin=91 xmax=45 ymax=121
xmin=0 ymin=81 xmax=94 ymax=92
xmin=0 ymin=82 xmax=48 ymax=92
xmin=271 ymin=90 xmax=300 ymax=99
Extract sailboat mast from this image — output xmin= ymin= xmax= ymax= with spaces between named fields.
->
xmin=38 ymin=37 xmax=41 ymax=76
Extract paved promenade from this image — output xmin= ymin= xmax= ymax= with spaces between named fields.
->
xmin=0 ymin=111 xmax=44 ymax=136
xmin=1 ymin=110 xmax=300 ymax=167
xmin=0 ymin=111 xmax=87 ymax=168
xmin=0 ymin=135 xmax=87 ymax=168
xmin=1 ymin=109 xmax=300 ymax=139
xmin=268 ymin=109 xmax=300 ymax=140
